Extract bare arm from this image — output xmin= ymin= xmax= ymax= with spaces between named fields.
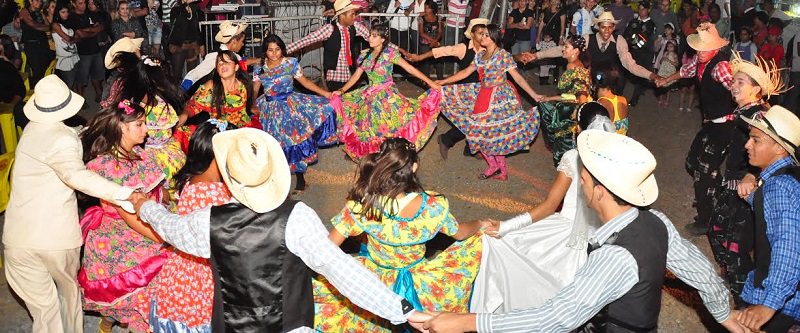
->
xmin=508 ymin=67 xmax=542 ymax=101
xmin=51 ymin=22 xmax=72 ymax=42
xmin=528 ymin=170 xmax=572 ymax=221
xmin=452 ymin=219 xmax=482 ymax=241
xmin=436 ymin=64 xmax=476 ymax=85
xmin=406 ymin=49 xmax=434 ymax=62
xmin=336 ymin=67 xmax=365 ymax=93
xmin=396 ymin=57 xmax=439 ymax=89
xmin=114 ymin=204 xmax=164 ymax=243
xmin=328 ymin=228 xmax=347 ymax=246
xmin=615 ymin=35 xmax=657 ymax=80
xmin=559 ymin=14 xmax=566 ymax=42
xmin=132 ymin=6 xmax=149 ymax=18
xmin=297 ymin=75 xmax=332 ymax=98
xmin=20 ymin=9 xmax=50 ymax=31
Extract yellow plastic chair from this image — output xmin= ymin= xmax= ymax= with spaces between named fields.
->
xmin=20 ymin=52 xmax=33 ymax=102
xmin=0 ymin=103 xmax=18 ymax=153
xmin=0 ymin=152 xmax=14 ymax=213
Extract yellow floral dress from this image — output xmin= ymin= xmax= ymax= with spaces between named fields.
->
xmin=313 ymin=192 xmax=482 ymax=332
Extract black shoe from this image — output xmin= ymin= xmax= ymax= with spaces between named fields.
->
xmin=686 ymin=221 xmax=708 ymax=236
xmin=437 ymin=135 xmax=450 ymax=160
xmin=462 ymin=144 xmax=473 ymax=157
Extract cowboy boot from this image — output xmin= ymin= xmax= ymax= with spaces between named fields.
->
xmin=479 ymin=153 xmax=500 ymax=179
xmin=493 ymin=155 xmax=509 ymax=181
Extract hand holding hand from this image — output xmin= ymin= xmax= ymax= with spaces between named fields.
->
xmin=333 ymin=89 xmax=343 ymax=96
xmin=721 ymin=310 xmax=747 ymax=333
xmin=129 ymin=191 xmax=150 ymax=215
xmin=737 ymin=305 xmax=776 ymax=332
xmin=434 ymin=79 xmax=447 ymax=87
xmin=408 ymin=311 xmax=434 ymax=333
xmin=737 ymin=174 xmax=757 ymax=199
xmin=406 ymin=53 xmax=421 ymax=62
xmin=422 ymin=312 xmax=476 ymax=333
xmin=429 ymin=82 xmax=442 ymax=91
xmin=481 ymin=219 xmax=501 ymax=238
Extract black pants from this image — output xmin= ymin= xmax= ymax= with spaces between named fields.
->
xmin=24 ymin=40 xmax=55 ymax=87
xmin=708 ymin=188 xmax=755 ymax=306
xmin=438 ymin=116 xmax=466 ymax=149
xmin=686 ymin=122 xmax=735 ymax=227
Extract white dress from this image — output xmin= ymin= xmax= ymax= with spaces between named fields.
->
xmin=470 ymin=149 xmax=602 ymax=313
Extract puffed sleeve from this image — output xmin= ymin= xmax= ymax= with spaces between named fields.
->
xmin=288 ymin=57 xmax=303 ymax=79
xmin=388 ymin=44 xmax=402 ymax=64
xmin=499 ymin=49 xmax=517 ymax=72
xmin=331 ymin=202 xmax=365 ymax=237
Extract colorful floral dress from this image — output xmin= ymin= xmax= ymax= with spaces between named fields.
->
xmin=439 ymin=49 xmax=539 ymax=156
xmin=538 ymin=66 xmax=591 ymax=166
xmin=145 ymin=95 xmax=186 ymax=188
xmin=150 ymin=181 xmax=232 ymax=333
xmin=183 ymin=81 xmax=255 ymax=128
xmin=333 ymin=44 xmax=441 ymax=159
xmin=79 ymin=147 xmax=167 ymax=332
xmin=313 ymin=192 xmax=482 ymax=332
xmin=254 ymin=57 xmax=337 ymax=173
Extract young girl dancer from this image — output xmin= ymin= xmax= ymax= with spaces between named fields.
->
xmin=595 ymin=67 xmax=629 ymax=135
xmin=253 ymin=34 xmax=338 ymax=194
xmin=437 ymin=23 xmax=541 ymax=180
xmin=333 ymin=23 xmax=442 ymax=160
xmin=150 ymin=120 xmax=233 ymax=332
xmin=313 ymin=138 xmax=483 ymax=332
xmin=79 ymin=101 xmax=167 ymax=333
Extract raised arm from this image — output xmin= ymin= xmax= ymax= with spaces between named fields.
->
xmin=286 ymin=24 xmax=334 ymax=54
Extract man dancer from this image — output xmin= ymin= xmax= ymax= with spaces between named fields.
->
xmin=131 ymin=128 xmax=430 ymax=331
xmin=286 ymin=0 xmax=368 ymax=92
xmin=737 ymin=106 xmax=800 ymax=333
xmin=417 ymin=130 xmax=744 ymax=333
xmin=658 ymin=22 xmax=734 ymax=236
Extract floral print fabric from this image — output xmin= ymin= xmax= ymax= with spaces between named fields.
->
xmin=184 ymin=82 xmax=252 ymax=128
xmin=313 ymin=192 xmax=482 ymax=332
xmin=254 ymin=57 xmax=337 ymax=173
xmin=151 ymin=181 xmax=232 ymax=332
xmin=539 ymin=66 xmax=591 ymax=166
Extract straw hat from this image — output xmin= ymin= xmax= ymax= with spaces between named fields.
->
xmin=212 ymin=128 xmax=291 ymax=213
xmin=215 ymin=21 xmax=248 ymax=44
xmin=104 ymin=37 xmax=143 ymax=69
xmin=687 ymin=22 xmax=729 ymax=51
xmin=334 ymin=0 xmax=362 ymax=17
xmin=742 ymin=106 xmax=800 ymax=164
xmin=24 ymin=75 xmax=85 ymax=124
xmin=465 ymin=18 xmax=490 ymax=39
xmin=577 ymin=130 xmax=659 ymax=206
xmin=592 ymin=12 xmax=620 ymax=26
xmin=730 ymin=52 xmax=791 ymax=99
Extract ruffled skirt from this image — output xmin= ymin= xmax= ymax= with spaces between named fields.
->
xmin=538 ymin=101 xmax=578 ymax=166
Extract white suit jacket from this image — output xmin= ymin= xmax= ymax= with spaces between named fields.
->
xmin=3 ymin=121 xmax=133 ymax=250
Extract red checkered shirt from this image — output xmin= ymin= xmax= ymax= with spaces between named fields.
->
xmin=679 ymin=54 xmax=734 ymax=90
xmin=286 ymin=21 xmax=370 ymax=83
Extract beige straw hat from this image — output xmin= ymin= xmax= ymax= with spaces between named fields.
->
xmin=104 ymin=37 xmax=143 ymax=69
xmin=23 ymin=75 xmax=85 ymax=124
xmin=215 ymin=21 xmax=249 ymax=44
xmin=742 ymin=106 xmax=800 ymax=164
xmin=465 ymin=18 xmax=490 ymax=39
xmin=334 ymin=0 xmax=362 ymax=17
xmin=730 ymin=52 xmax=791 ymax=99
xmin=687 ymin=22 xmax=729 ymax=51
xmin=577 ymin=130 xmax=659 ymax=206
xmin=593 ymin=12 xmax=620 ymax=26
xmin=212 ymin=128 xmax=291 ymax=213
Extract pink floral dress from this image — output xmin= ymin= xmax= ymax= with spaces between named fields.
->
xmin=150 ymin=181 xmax=232 ymax=332
xmin=80 ymin=147 xmax=166 ymax=332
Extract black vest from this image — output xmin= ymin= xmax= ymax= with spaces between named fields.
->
xmin=208 ymin=200 xmax=314 ymax=333
xmin=699 ymin=51 xmax=735 ymax=120
xmin=322 ymin=23 xmax=359 ymax=73
xmin=752 ymin=167 xmax=800 ymax=289
xmin=590 ymin=210 xmax=669 ymax=332
xmin=457 ymin=41 xmax=480 ymax=83
xmin=588 ymin=34 xmax=620 ymax=73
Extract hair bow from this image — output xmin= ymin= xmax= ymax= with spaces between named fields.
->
xmin=118 ymin=99 xmax=135 ymax=115
xmin=207 ymin=118 xmax=228 ymax=132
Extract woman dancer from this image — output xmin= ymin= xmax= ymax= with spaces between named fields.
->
xmin=470 ymin=102 xmax=613 ymax=313
xmin=437 ymin=23 xmax=541 ymax=181
xmin=536 ymin=34 xmax=592 ymax=166
xmin=707 ymin=53 xmax=789 ymax=306
xmin=102 ymin=55 xmax=186 ymax=196
xmin=313 ymin=138 xmax=483 ymax=332
xmin=332 ymin=23 xmax=442 ymax=160
xmin=180 ymin=50 xmax=257 ymax=129
xmin=253 ymin=34 xmax=337 ymax=194
xmin=79 ymin=100 xmax=167 ymax=333
xmin=150 ymin=120 xmax=233 ymax=332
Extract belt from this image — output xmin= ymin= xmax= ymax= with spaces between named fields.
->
xmin=704 ymin=114 xmax=736 ymax=124
xmin=265 ymin=91 xmax=292 ymax=101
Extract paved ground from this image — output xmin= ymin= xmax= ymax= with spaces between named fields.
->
xmin=0 ymin=75 xmax=731 ymax=332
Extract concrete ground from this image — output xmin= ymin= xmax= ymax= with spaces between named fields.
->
xmin=1 ymin=73 xmax=730 ymax=332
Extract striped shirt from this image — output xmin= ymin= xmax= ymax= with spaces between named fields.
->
xmin=475 ymin=208 xmax=731 ymax=333
xmin=138 ymin=200 xmax=413 ymax=330
xmin=286 ymin=21 xmax=370 ymax=83
xmin=445 ymin=0 xmax=467 ymax=28
xmin=742 ymin=156 xmax=800 ymax=319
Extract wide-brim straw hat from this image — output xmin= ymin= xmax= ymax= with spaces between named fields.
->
xmin=742 ymin=105 xmax=800 ymax=164
xmin=215 ymin=21 xmax=248 ymax=44
xmin=730 ymin=52 xmax=791 ymax=99
xmin=687 ymin=22 xmax=729 ymax=51
xmin=465 ymin=18 xmax=490 ymax=39
xmin=104 ymin=37 xmax=143 ymax=69
xmin=577 ymin=130 xmax=659 ymax=206
xmin=24 ymin=75 xmax=85 ymax=124
xmin=593 ymin=12 xmax=619 ymax=26
xmin=213 ymin=128 xmax=291 ymax=213
xmin=334 ymin=0 xmax=362 ymax=17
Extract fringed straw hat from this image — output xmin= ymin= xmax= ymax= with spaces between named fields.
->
xmin=730 ymin=51 xmax=792 ymax=99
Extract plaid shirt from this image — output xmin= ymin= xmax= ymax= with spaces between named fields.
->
xmin=679 ymin=54 xmax=734 ymax=90
xmin=286 ymin=21 xmax=370 ymax=83
xmin=743 ymin=156 xmax=800 ymax=319
xmin=138 ymin=200 xmax=412 ymax=327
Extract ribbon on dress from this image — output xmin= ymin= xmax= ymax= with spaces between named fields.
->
xmin=265 ymin=91 xmax=293 ymax=102
xmin=361 ymin=244 xmax=425 ymax=312
xmin=363 ymin=80 xmax=395 ymax=98
xmin=79 ymin=206 xmax=121 ymax=241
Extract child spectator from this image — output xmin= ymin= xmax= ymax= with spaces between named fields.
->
xmin=758 ymin=25 xmax=784 ymax=66
xmin=655 ymin=40 xmax=678 ymax=106
xmin=733 ymin=27 xmax=758 ymax=62
xmin=536 ymin=33 xmax=557 ymax=85
xmin=595 ymin=67 xmax=629 ymax=135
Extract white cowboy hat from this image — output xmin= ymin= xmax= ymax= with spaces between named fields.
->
xmin=465 ymin=18 xmax=490 ymax=39
xmin=577 ymin=130 xmax=659 ymax=206
xmin=213 ymin=128 xmax=291 ymax=213
xmin=592 ymin=11 xmax=620 ymax=26
xmin=687 ymin=22 xmax=729 ymax=52
xmin=742 ymin=105 xmax=800 ymax=164
xmin=23 ymin=75 xmax=85 ymax=124
xmin=334 ymin=0 xmax=362 ymax=17
xmin=215 ymin=21 xmax=249 ymax=44
xmin=104 ymin=37 xmax=143 ymax=69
